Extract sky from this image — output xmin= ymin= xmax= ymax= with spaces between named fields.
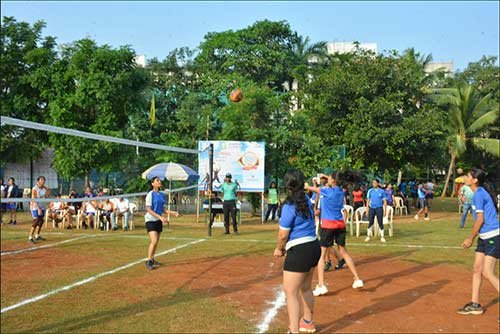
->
xmin=2 ymin=1 xmax=499 ymax=70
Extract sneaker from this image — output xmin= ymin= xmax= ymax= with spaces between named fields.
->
xmin=380 ymin=237 xmax=387 ymax=243
xmin=335 ymin=259 xmax=346 ymax=271
xmin=234 ymin=231 xmax=239 ymax=235
xmin=312 ymin=284 xmax=328 ymax=297
xmin=224 ymin=231 xmax=230 ymax=235
xmin=12 ymin=221 xmax=16 ymax=225
xmin=324 ymin=260 xmax=332 ymax=272
xmin=414 ymin=215 xmax=419 ymax=220
xmin=28 ymin=238 xmax=36 ymax=244
xmin=8 ymin=220 xmax=13 ymax=225
xmin=424 ymin=217 xmax=430 ymax=221
xmin=66 ymin=225 xmax=73 ymax=230
xmin=364 ymin=236 xmax=371 ymax=242
xmin=457 ymin=302 xmax=484 ymax=315
xmin=145 ymin=259 xmax=154 ymax=271
xmin=35 ymin=236 xmax=46 ymax=241
xmin=112 ymin=226 xmax=118 ymax=231
xmin=124 ymin=227 xmax=129 ymax=231
xmin=299 ymin=319 xmax=316 ymax=333
xmin=352 ymin=279 xmax=364 ymax=289
xmin=152 ymin=259 xmax=162 ymax=267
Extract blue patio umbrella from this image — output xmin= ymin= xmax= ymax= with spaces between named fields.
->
xmin=141 ymin=162 xmax=199 ymax=221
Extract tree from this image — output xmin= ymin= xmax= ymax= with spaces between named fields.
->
xmin=42 ymin=39 xmax=149 ymax=185
xmin=433 ymin=85 xmax=499 ymax=197
xmin=0 ymin=17 xmax=56 ymax=166
xmin=195 ymin=20 xmax=296 ymax=90
xmin=303 ymin=48 xmax=447 ymax=172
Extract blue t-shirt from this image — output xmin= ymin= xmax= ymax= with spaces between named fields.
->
xmin=418 ymin=188 xmax=426 ymax=199
xmin=279 ymin=198 xmax=317 ymax=250
xmin=410 ymin=181 xmax=417 ymax=194
xmin=385 ymin=189 xmax=394 ymax=205
xmin=367 ymin=188 xmax=386 ymax=208
xmin=310 ymin=192 xmax=317 ymax=204
xmin=145 ymin=190 xmax=166 ymax=222
xmin=320 ymin=187 xmax=344 ymax=221
xmin=472 ymin=187 xmax=499 ymax=239
xmin=400 ymin=182 xmax=407 ymax=196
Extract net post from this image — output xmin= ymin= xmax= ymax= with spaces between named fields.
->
xmin=208 ymin=143 xmax=214 ymax=237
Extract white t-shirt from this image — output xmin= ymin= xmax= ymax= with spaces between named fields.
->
xmin=52 ymin=202 xmax=63 ymax=211
xmin=85 ymin=201 xmax=97 ymax=213
xmin=7 ymin=185 xmax=14 ymax=198
xmin=115 ymin=199 xmax=129 ymax=213
xmin=1 ymin=184 xmax=5 ymax=198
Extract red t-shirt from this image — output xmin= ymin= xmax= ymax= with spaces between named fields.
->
xmin=353 ymin=190 xmax=364 ymax=203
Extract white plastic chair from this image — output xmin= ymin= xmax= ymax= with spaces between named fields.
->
xmin=394 ymin=196 xmax=408 ymax=216
xmin=374 ymin=206 xmax=394 ymax=237
xmin=343 ymin=205 xmax=354 ymax=236
xmin=355 ymin=207 xmax=369 ymax=237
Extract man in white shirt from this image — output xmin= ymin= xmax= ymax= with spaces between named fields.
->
xmin=111 ymin=197 xmax=130 ymax=230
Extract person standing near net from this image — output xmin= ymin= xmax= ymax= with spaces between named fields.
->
xmin=274 ymin=169 xmax=321 ymax=334
xmin=457 ymin=168 xmax=499 ymax=317
xmin=365 ymin=179 xmax=387 ymax=243
xmin=29 ymin=176 xmax=50 ymax=243
xmin=264 ymin=181 xmax=279 ymax=223
xmin=6 ymin=177 xmax=20 ymax=225
xmin=144 ymin=176 xmax=179 ymax=270
xmin=221 ymin=173 xmax=240 ymax=235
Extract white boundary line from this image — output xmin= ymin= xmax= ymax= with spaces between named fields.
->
xmin=1 ymin=235 xmax=93 ymax=256
xmin=0 ymin=239 xmax=206 ymax=314
xmin=256 ymin=288 xmax=286 ymax=333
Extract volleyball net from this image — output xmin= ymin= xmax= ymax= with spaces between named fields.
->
xmin=0 ymin=116 xmax=198 ymax=207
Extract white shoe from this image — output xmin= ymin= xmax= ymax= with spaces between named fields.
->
xmin=364 ymin=236 xmax=371 ymax=242
xmin=414 ymin=215 xmax=419 ymax=220
xmin=380 ymin=237 xmax=386 ymax=243
xmin=312 ymin=284 xmax=328 ymax=297
xmin=352 ymin=279 xmax=364 ymax=289
xmin=424 ymin=217 xmax=430 ymax=221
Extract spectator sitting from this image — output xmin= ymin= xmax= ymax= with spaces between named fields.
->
xmin=111 ymin=197 xmax=130 ymax=231
xmin=99 ymin=198 xmax=114 ymax=230
xmin=48 ymin=194 xmax=67 ymax=227
xmin=64 ymin=192 xmax=78 ymax=229
xmin=82 ymin=186 xmax=97 ymax=229
xmin=6 ymin=177 xmax=20 ymax=225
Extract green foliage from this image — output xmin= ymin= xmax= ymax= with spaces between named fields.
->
xmin=0 ymin=17 xmax=56 ymax=164
xmin=1 ymin=17 xmax=498 ymax=193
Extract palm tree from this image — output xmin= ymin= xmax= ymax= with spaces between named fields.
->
xmin=433 ymin=85 xmax=499 ymax=198
xmin=288 ymin=34 xmax=327 ymax=108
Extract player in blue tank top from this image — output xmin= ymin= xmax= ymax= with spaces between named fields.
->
xmin=457 ymin=168 xmax=499 ymax=317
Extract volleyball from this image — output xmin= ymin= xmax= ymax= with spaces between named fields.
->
xmin=229 ymin=88 xmax=243 ymax=102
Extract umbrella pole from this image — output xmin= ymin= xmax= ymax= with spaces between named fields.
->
xmin=168 ymin=180 xmax=171 ymax=228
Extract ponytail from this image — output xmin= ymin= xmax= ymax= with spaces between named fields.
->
xmin=470 ymin=168 xmax=498 ymax=212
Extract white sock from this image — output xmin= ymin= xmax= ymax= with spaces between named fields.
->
xmin=29 ymin=236 xmax=33 ymax=240
xmin=35 ymin=234 xmax=39 ymax=238
xmin=380 ymin=229 xmax=385 ymax=238
xmin=367 ymin=228 xmax=373 ymax=237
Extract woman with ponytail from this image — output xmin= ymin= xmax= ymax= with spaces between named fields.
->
xmin=274 ymin=169 xmax=321 ymax=334
xmin=457 ymin=168 xmax=499 ymax=317
xmin=306 ymin=171 xmax=364 ymax=297
xmin=144 ymin=176 xmax=179 ymax=271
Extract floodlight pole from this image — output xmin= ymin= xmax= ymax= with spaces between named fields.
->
xmin=208 ymin=143 xmax=214 ymax=237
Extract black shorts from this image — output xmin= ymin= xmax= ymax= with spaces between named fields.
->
xmin=319 ymin=228 xmax=346 ymax=247
xmin=476 ymin=235 xmax=500 ymax=259
xmin=284 ymin=240 xmax=321 ymax=273
xmin=146 ymin=220 xmax=163 ymax=233
xmin=418 ymin=198 xmax=428 ymax=208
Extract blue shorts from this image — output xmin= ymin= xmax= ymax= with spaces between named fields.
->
xmin=32 ymin=209 xmax=45 ymax=219
xmin=6 ymin=203 xmax=16 ymax=210
xmin=476 ymin=235 xmax=500 ymax=259
xmin=84 ymin=212 xmax=96 ymax=216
